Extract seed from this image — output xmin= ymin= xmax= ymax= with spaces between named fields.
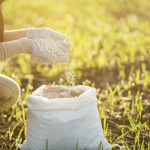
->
xmin=34 ymin=37 xmax=75 ymax=86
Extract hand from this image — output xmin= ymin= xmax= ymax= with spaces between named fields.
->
xmin=27 ymin=27 xmax=72 ymax=64
xmin=29 ymin=39 xmax=72 ymax=64
xmin=27 ymin=27 xmax=66 ymax=40
xmin=29 ymin=39 xmax=55 ymax=64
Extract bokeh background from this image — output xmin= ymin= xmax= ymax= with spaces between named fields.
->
xmin=0 ymin=0 xmax=150 ymax=149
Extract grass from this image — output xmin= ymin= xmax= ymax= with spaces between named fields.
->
xmin=0 ymin=0 xmax=150 ymax=149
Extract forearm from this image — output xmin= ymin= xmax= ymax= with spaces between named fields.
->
xmin=0 ymin=44 xmax=6 ymax=60
xmin=3 ymin=29 xmax=29 ymax=42
xmin=0 ymin=37 xmax=31 ymax=61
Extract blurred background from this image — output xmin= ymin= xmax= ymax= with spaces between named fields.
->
xmin=1 ymin=0 xmax=150 ymax=149
xmin=1 ymin=0 xmax=150 ymax=91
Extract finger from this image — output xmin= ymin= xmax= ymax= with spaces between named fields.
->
xmin=41 ymin=27 xmax=52 ymax=38
xmin=40 ymin=27 xmax=66 ymax=40
xmin=65 ymin=42 xmax=72 ymax=48
xmin=41 ymin=28 xmax=48 ymax=38
xmin=27 ymin=28 xmax=38 ymax=39
xmin=34 ymin=41 xmax=56 ymax=61
xmin=53 ymin=32 xmax=66 ymax=40
xmin=50 ymin=29 xmax=66 ymax=40
xmin=44 ymin=53 xmax=56 ymax=61
xmin=57 ymin=34 xmax=66 ymax=40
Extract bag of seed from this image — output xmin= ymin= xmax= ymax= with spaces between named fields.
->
xmin=19 ymin=85 xmax=112 ymax=150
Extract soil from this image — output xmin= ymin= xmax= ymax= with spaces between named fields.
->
xmin=0 ymin=56 xmax=150 ymax=150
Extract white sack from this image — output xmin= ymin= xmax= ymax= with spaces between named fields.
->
xmin=20 ymin=85 xmax=112 ymax=150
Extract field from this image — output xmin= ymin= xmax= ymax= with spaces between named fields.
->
xmin=0 ymin=0 xmax=150 ymax=149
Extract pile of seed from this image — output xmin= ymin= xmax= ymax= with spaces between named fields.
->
xmin=34 ymin=37 xmax=75 ymax=85
xmin=34 ymin=37 xmax=71 ymax=64
xmin=32 ymin=85 xmax=85 ymax=99
xmin=42 ymin=86 xmax=69 ymax=99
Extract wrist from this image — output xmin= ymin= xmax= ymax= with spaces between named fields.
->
xmin=19 ymin=37 xmax=31 ymax=54
xmin=3 ymin=29 xmax=29 ymax=42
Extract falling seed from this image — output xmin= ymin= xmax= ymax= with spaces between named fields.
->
xmin=34 ymin=37 xmax=75 ymax=86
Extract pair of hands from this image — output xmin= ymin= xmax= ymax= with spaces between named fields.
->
xmin=27 ymin=28 xmax=72 ymax=64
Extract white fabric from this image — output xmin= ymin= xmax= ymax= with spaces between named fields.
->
xmin=29 ymin=39 xmax=55 ymax=64
xmin=20 ymin=85 xmax=112 ymax=150
xmin=27 ymin=27 xmax=67 ymax=40
xmin=29 ymin=38 xmax=72 ymax=64
xmin=27 ymin=27 xmax=72 ymax=65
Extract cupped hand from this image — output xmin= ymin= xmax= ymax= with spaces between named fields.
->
xmin=27 ymin=27 xmax=66 ymax=40
xmin=29 ymin=39 xmax=72 ymax=64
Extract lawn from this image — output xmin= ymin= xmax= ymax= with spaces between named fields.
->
xmin=0 ymin=0 xmax=150 ymax=149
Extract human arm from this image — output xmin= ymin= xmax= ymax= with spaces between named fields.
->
xmin=1 ymin=28 xmax=71 ymax=63
xmin=0 ymin=36 xmax=56 ymax=62
xmin=3 ymin=27 xmax=67 ymax=42
xmin=0 ymin=28 xmax=66 ymax=60
xmin=0 ymin=37 xmax=31 ymax=61
xmin=3 ymin=29 xmax=28 ymax=42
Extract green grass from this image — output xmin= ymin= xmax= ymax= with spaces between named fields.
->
xmin=0 ymin=0 xmax=150 ymax=149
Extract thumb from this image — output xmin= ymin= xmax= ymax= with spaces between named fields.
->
xmin=43 ymin=53 xmax=56 ymax=61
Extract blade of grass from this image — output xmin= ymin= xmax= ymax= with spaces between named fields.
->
xmin=17 ymin=125 xmax=24 ymax=140
xmin=9 ymin=142 xmax=15 ymax=150
xmin=46 ymin=139 xmax=48 ymax=150
xmin=98 ymin=139 xmax=102 ymax=150
xmin=16 ymin=139 xmax=22 ymax=150
xmin=9 ymin=121 xmax=21 ymax=141
xmin=76 ymin=139 xmax=78 ymax=150
xmin=127 ymin=114 xmax=137 ymax=131
xmin=21 ymin=104 xmax=26 ymax=138
xmin=114 ymin=132 xmax=128 ymax=142
xmin=148 ymin=132 xmax=150 ymax=150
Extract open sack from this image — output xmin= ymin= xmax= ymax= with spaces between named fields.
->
xmin=19 ymin=85 xmax=116 ymax=150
